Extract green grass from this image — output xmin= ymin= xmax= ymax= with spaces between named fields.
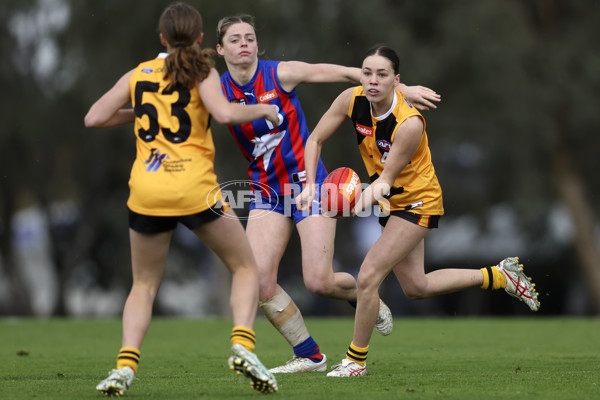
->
xmin=1 ymin=317 xmax=599 ymax=399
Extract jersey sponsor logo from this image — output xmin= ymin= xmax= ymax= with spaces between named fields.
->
xmin=141 ymin=68 xmax=153 ymax=74
xmin=231 ymin=97 xmax=247 ymax=105
xmin=355 ymin=122 xmax=373 ymax=137
xmin=377 ymin=140 xmax=392 ymax=151
xmin=144 ymin=148 xmax=169 ymax=172
xmin=258 ymin=89 xmax=277 ymax=103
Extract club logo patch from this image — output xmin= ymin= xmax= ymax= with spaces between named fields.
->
xmin=377 ymin=140 xmax=392 ymax=151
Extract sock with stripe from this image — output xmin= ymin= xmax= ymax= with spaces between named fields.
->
xmin=231 ymin=326 xmax=256 ymax=353
xmin=480 ymin=266 xmax=507 ymax=290
xmin=293 ymin=336 xmax=323 ymax=363
xmin=116 ymin=347 xmax=140 ymax=373
xmin=346 ymin=342 xmax=368 ymax=366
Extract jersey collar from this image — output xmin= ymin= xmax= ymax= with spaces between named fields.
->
xmin=371 ymin=91 xmax=398 ymax=121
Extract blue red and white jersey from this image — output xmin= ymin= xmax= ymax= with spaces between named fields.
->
xmin=220 ymin=59 xmax=327 ymax=197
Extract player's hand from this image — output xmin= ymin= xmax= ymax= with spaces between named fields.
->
xmin=398 ymin=84 xmax=441 ymax=111
xmin=295 ymin=184 xmax=316 ymax=211
xmin=264 ymin=105 xmax=281 ymax=125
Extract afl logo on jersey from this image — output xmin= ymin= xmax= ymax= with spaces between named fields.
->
xmin=259 ymin=89 xmax=277 ymax=103
xmin=377 ymin=140 xmax=392 ymax=151
xmin=355 ymin=122 xmax=373 ymax=137
xmin=141 ymin=68 xmax=153 ymax=74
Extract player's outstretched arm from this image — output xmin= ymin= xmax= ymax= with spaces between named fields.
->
xmin=277 ymin=61 xmax=361 ymax=92
xmin=396 ymin=83 xmax=441 ymax=111
xmin=198 ymin=68 xmax=279 ymax=126
xmin=354 ymin=116 xmax=424 ymax=214
xmin=296 ymin=88 xmax=353 ymax=211
xmin=84 ymin=70 xmax=135 ymax=128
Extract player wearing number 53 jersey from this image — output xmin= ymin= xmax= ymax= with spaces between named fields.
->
xmin=85 ymin=3 xmax=280 ymax=396
xmin=128 ymin=53 xmax=223 ymax=216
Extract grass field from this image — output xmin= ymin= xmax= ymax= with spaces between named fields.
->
xmin=1 ymin=317 xmax=598 ymax=399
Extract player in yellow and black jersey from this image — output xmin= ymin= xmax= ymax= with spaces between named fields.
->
xmin=349 ymin=84 xmax=444 ymax=226
xmin=297 ymin=45 xmax=540 ymax=378
xmin=85 ymin=3 xmax=278 ymax=396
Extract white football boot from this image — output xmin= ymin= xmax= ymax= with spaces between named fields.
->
xmin=326 ymin=359 xmax=368 ymax=377
xmin=269 ymin=354 xmax=327 ymax=373
xmin=375 ymin=299 xmax=393 ymax=336
xmin=228 ymin=343 xmax=278 ymax=394
xmin=96 ymin=366 xmax=135 ymax=397
xmin=496 ymin=257 xmax=540 ymax=311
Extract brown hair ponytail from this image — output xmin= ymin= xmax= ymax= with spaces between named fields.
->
xmin=158 ymin=3 xmax=215 ymax=89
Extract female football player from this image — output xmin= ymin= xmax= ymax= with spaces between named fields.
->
xmin=85 ymin=3 xmax=279 ymax=395
xmin=297 ymin=45 xmax=540 ymax=377
xmin=216 ymin=15 xmax=441 ymax=374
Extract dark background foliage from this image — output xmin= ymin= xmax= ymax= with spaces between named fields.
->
xmin=1 ymin=0 xmax=599 ymax=317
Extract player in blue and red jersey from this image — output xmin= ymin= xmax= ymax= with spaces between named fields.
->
xmin=220 ymin=56 xmax=328 ymax=200
xmin=216 ymin=15 xmax=441 ymax=374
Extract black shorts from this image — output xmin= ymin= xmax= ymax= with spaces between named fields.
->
xmin=379 ymin=210 xmax=440 ymax=229
xmin=128 ymin=203 xmax=224 ymax=234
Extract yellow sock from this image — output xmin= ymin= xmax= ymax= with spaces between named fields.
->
xmin=346 ymin=341 xmax=369 ymax=366
xmin=480 ymin=266 xmax=507 ymax=290
xmin=231 ymin=326 xmax=256 ymax=353
xmin=116 ymin=347 xmax=140 ymax=373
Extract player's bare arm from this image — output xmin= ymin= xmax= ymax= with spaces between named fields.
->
xmin=277 ymin=61 xmax=361 ymax=92
xmin=296 ymin=88 xmax=353 ymax=211
xmin=84 ymin=69 xmax=135 ymax=128
xmin=198 ymin=68 xmax=278 ymax=126
xmin=397 ymin=84 xmax=441 ymax=111
xmin=354 ymin=115 xmax=424 ymax=214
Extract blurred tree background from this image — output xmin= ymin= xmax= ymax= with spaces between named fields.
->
xmin=1 ymin=0 xmax=599 ymax=317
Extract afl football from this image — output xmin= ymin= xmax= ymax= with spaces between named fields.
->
xmin=321 ymin=167 xmax=361 ymax=217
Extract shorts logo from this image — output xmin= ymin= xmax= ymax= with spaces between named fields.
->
xmin=377 ymin=140 xmax=392 ymax=151
xmin=258 ymin=89 xmax=277 ymax=103
xmin=355 ymin=123 xmax=373 ymax=137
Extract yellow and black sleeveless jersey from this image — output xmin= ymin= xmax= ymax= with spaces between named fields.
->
xmin=348 ymin=86 xmax=444 ymax=216
xmin=127 ymin=53 xmax=224 ymax=216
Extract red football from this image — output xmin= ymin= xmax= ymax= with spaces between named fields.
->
xmin=321 ymin=167 xmax=361 ymax=217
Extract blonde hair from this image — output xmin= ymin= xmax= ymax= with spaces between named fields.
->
xmin=158 ymin=3 xmax=215 ymax=89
